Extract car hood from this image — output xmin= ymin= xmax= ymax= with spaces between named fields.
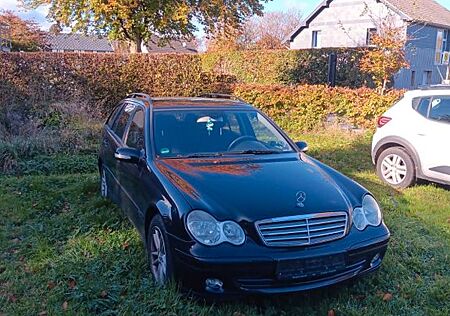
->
xmin=155 ymin=153 xmax=354 ymax=222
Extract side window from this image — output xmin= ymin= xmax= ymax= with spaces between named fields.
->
xmin=429 ymin=97 xmax=450 ymax=123
xmin=106 ymin=104 xmax=123 ymax=128
xmin=413 ymin=97 xmax=431 ymax=117
xmin=126 ymin=109 xmax=145 ymax=150
xmin=248 ymin=113 xmax=290 ymax=150
xmin=113 ymin=103 xmax=136 ymax=139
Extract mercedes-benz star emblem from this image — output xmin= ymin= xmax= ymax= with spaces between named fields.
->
xmin=296 ymin=191 xmax=306 ymax=208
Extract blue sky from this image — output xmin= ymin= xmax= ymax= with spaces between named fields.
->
xmin=1 ymin=0 xmax=450 ymax=31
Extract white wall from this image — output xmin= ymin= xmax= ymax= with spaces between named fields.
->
xmin=290 ymin=0 xmax=405 ymax=49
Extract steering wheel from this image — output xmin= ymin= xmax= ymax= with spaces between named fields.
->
xmin=228 ymin=136 xmax=258 ymax=151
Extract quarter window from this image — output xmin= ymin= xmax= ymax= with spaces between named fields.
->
xmin=107 ymin=104 xmax=123 ymax=128
xmin=413 ymin=97 xmax=431 ymax=117
xmin=126 ymin=109 xmax=145 ymax=150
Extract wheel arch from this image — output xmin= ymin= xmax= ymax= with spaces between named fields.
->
xmin=373 ymin=136 xmax=422 ymax=176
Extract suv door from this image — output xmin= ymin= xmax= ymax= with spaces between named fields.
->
xmin=413 ymin=95 xmax=450 ymax=182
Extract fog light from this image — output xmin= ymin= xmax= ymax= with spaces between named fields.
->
xmin=370 ymin=253 xmax=381 ymax=267
xmin=205 ymin=278 xmax=224 ymax=293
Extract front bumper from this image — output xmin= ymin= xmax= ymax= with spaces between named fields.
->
xmin=169 ymin=225 xmax=390 ymax=295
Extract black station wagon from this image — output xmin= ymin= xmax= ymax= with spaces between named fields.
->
xmin=98 ymin=93 xmax=390 ymax=296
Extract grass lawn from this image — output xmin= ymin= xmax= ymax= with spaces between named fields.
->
xmin=0 ymin=130 xmax=449 ymax=315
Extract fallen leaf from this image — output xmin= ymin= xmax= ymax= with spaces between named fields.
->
xmin=38 ymin=311 xmax=47 ymax=316
xmin=100 ymin=290 xmax=108 ymax=298
xmin=122 ymin=242 xmax=129 ymax=250
xmin=62 ymin=301 xmax=68 ymax=310
xmin=47 ymin=281 xmax=56 ymax=290
xmin=233 ymin=312 xmax=245 ymax=316
xmin=68 ymin=278 xmax=76 ymax=289
xmin=327 ymin=309 xmax=336 ymax=316
xmin=382 ymin=292 xmax=393 ymax=301
xmin=11 ymin=238 xmax=21 ymax=244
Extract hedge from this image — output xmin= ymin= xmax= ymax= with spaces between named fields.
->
xmin=233 ymin=84 xmax=403 ymax=132
xmin=201 ymin=48 xmax=373 ymax=87
xmin=1 ymin=52 xmax=401 ymax=132
xmin=0 ymin=52 xmax=234 ymax=113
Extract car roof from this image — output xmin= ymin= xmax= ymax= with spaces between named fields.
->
xmin=124 ymin=93 xmax=254 ymax=110
xmin=404 ymin=88 xmax=450 ymax=98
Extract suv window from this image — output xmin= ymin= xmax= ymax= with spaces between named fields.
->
xmin=412 ymin=97 xmax=431 ymax=117
xmin=113 ymin=103 xmax=136 ymax=139
xmin=126 ymin=109 xmax=145 ymax=150
xmin=107 ymin=104 xmax=123 ymax=128
xmin=429 ymin=97 xmax=450 ymax=123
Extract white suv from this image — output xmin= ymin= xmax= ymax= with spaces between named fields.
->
xmin=372 ymin=86 xmax=450 ymax=188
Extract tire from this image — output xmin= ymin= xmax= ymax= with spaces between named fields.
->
xmin=376 ymin=147 xmax=416 ymax=189
xmin=100 ymin=166 xmax=108 ymax=198
xmin=147 ymin=215 xmax=174 ymax=285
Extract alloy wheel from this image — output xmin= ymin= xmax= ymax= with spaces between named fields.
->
xmin=380 ymin=154 xmax=407 ymax=185
xmin=150 ymin=227 xmax=167 ymax=284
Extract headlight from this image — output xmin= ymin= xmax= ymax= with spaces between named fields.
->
xmin=352 ymin=195 xmax=382 ymax=231
xmin=186 ymin=210 xmax=245 ymax=246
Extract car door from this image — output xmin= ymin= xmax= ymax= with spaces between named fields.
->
xmin=117 ymin=106 xmax=148 ymax=232
xmin=414 ymin=95 xmax=450 ymax=182
xmin=105 ymin=102 xmax=136 ymax=205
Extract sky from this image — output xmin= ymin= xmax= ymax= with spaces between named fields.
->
xmin=1 ymin=0 xmax=450 ymax=31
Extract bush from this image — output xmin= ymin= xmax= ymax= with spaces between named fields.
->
xmin=201 ymin=48 xmax=372 ymax=87
xmin=233 ymin=84 xmax=403 ymax=133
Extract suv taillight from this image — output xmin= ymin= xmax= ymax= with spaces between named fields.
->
xmin=377 ymin=116 xmax=392 ymax=128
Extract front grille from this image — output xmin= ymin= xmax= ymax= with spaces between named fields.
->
xmin=255 ymin=212 xmax=348 ymax=247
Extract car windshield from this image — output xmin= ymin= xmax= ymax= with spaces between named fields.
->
xmin=153 ymin=109 xmax=294 ymax=158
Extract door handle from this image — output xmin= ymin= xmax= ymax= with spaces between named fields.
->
xmin=102 ymin=139 xmax=109 ymax=147
xmin=417 ymin=133 xmax=426 ymax=136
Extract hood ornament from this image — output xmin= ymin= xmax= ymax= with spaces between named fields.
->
xmin=296 ymin=191 xmax=306 ymax=208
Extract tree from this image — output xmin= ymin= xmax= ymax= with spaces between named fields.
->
xmin=242 ymin=10 xmax=302 ymax=49
xmin=0 ymin=11 xmax=46 ymax=51
xmin=22 ymin=0 xmax=266 ymax=53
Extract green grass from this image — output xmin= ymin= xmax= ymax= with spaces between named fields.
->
xmin=0 ymin=130 xmax=449 ymax=315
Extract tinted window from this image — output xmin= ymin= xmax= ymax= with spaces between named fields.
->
xmin=413 ymin=97 xmax=431 ymax=117
xmin=126 ymin=109 xmax=145 ymax=150
xmin=113 ymin=103 xmax=136 ymax=139
xmin=429 ymin=97 xmax=450 ymax=123
xmin=107 ymin=104 xmax=123 ymax=128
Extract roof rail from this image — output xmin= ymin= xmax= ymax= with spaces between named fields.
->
xmin=197 ymin=93 xmax=245 ymax=102
xmin=127 ymin=92 xmax=153 ymax=107
xmin=419 ymin=84 xmax=450 ymax=90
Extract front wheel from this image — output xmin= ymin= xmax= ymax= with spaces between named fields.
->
xmin=147 ymin=215 xmax=174 ymax=285
xmin=376 ymin=147 xmax=416 ymax=189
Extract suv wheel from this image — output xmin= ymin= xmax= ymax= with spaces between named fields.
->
xmin=147 ymin=215 xmax=174 ymax=285
xmin=376 ymin=147 xmax=416 ymax=189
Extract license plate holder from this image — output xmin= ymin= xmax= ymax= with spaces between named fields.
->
xmin=276 ymin=254 xmax=346 ymax=280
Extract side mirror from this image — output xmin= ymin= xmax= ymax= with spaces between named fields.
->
xmin=295 ymin=141 xmax=309 ymax=153
xmin=114 ymin=147 xmax=142 ymax=163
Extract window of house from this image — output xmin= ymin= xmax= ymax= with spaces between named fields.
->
xmin=435 ymin=29 xmax=450 ymax=64
xmin=366 ymin=28 xmax=377 ymax=46
xmin=410 ymin=70 xmax=416 ymax=87
xmin=422 ymin=71 xmax=432 ymax=85
xmin=312 ymin=30 xmax=321 ymax=48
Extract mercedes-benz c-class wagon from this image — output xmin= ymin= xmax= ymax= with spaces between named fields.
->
xmin=98 ymin=93 xmax=390 ymax=296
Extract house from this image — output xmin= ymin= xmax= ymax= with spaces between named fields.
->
xmin=0 ymin=22 xmax=12 ymax=52
xmin=47 ymin=33 xmax=114 ymax=53
xmin=47 ymin=33 xmax=197 ymax=54
xmin=285 ymin=0 xmax=450 ymax=89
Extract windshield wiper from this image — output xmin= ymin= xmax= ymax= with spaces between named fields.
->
xmin=228 ymin=149 xmax=281 ymax=155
